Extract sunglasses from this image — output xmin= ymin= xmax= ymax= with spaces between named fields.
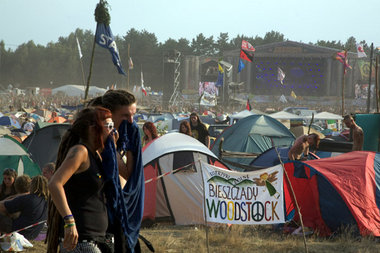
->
xmin=104 ymin=121 xmax=114 ymax=131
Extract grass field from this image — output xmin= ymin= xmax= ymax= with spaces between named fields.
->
xmin=26 ymin=224 xmax=380 ymax=253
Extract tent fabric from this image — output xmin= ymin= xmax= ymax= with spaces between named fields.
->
xmin=142 ymin=133 xmax=229 ymax=225
xmin=23 ymin=124 xmax=70 ymax=168
xmin=142 ymin=133 xmax=218 ymax=166
xmin=211 ymin=115 xmax=295 ymax=170
xmin=305 ymin=111 xmax=343 ymax=120
xmin=0 ymin=135 xmax=40 ymax=182
xmin=52 ymin=84 xmax=107 ymax=97
xmin=355 ymin=114 xmax=380 ymax=152
xmin=269 ymin=111 xmax=302 ymax=120
xmin=284 ymin=151 xmax=380 ymax=236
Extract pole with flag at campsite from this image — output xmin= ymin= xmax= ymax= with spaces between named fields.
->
xmin=335 ymin=50 xmax=351 ymax=115
xmin=76 ymin=36 xmax=86 ymax=89
xmin=367 ymin=43 xmax=374 ymax=113
xmin=84 ymin=0 xmax=126 ymax=100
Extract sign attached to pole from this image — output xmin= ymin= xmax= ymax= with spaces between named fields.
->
xmin=201 ymin=162 xmax=284 ymax=225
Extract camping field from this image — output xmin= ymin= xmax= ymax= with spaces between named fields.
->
xmin=27 ymin=224 xmax=380 ymax=253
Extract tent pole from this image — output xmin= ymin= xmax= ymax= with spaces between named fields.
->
xmin=274 ymin=147 xmax=309 ymax=253
xmin=199 ymin=158 xmax=210 ymax=253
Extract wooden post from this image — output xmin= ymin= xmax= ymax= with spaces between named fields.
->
xmin=127 ymin=43 xmax=130 ymax=90
xmin=274 ymin=147 xmax=309 ymax=253
xmin=367 ymin=43 xmax=374 ymax=113
xmin=341 ymin=62 xmax=346 ymax=116
xmin=375 ymin=55 xmax=379 ymax=113
xmin=84 ymin=35 xmax=97 ymax=101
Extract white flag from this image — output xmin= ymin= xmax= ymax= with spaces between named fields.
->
xmin=141 ymin=72 xmax=147 ymax=96
xmin=277 ymin=67 xmax=285 ymax=84
xmin=128 ymin=57 xmax=134 ymax=70
xmin=356 ymin=44 xmax=367 ymax=58
xmin=76 ymin=37 xmax=83 ymax=59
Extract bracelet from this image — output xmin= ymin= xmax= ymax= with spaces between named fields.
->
xmin=63 ymin=214 xmax=73 ymax=220
xmin=64 ymin=223 xmax=76 ymax=228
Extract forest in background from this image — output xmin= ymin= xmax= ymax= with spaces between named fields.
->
xmin=0 ymin=28 xmax=370 ymax=91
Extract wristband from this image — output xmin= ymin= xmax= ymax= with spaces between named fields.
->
xmin=63 ymin=214 xmax=73 ymax=220
xmin=64 ymin=223 xmax=76 ymax=228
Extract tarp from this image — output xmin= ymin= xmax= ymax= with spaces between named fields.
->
xmin=22 ymin=123 xmax=70 ymax=168
xmin=142 ymin=133 xmax=229 ymax=225
xmin=0 ymin=135 xmax=40 ymax=182
xmin=355 ymin=114 xmax=380 ymax=152
xmin=211 ymin=115 xmax=295 ymax=171
xmin=52 ymin=84 xmax=107 ymax=97
xmin=284 ymin=151 xmax=380 ymax=236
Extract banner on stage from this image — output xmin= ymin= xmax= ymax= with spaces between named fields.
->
xmin=201 ymin=162 xmax=284 ymax=225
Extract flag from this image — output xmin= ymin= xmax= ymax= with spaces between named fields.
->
xmin=238 ymin=59 xmax=245 ymax=73
xmin=95 ymin=23 xmax=126 ymax=75
xmin=291 ymin=90 xmax=297 ymax=99
xmin=277 ymin=67 xmax=285 ymax=84
xmin=356 ymin=44 xmax=367 ymax=58
xmin=76 ymin=37 xmax=83 ymax=59
xmin=129 ymin=57 xmax=134 ymax=70
xmin=335 ymin=50 xmax=352 ymax=74
xmin=141 ymin=72 xmax=147 ymax=96
xmin=216 ymin=63 xmax=224 ymax=87
xmin=246 ymin=98 xmax=252 ymax=111
xmin=238 ymin=40 xmax=255 ymax=73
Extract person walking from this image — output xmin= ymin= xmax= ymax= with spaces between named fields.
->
xmin=189 ymin=112 xmax=210 ymax=148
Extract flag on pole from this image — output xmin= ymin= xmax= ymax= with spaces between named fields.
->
xmin=356 ymin=44 xmax=367 ymax=58
xmin=335 ymin=50 xmax=352 ymax=74
xmin=76 ymin=37 xmax=83 ymax=59
xmin=291 ymin=90 xmax=297 ymax=99
xmin=141 ymin=72 xmax=147 ymax=96
xmin=95 ymin=23 xmax=126 ymax=75
xmin=238 ymin=40 xmax=255 ymax=73
xmin=216 ymin=63 xmax=224 ymax=87
xmin=246 ymin=98 xmax=252 ymax=111
xmin=277 ymin=67 xmax=285 ymax=84
xmin=129 ymin=57 xmax=134 ymax=70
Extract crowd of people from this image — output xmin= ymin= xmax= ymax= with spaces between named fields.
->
xmin=0 ymin=88 xmax=367 ymax=253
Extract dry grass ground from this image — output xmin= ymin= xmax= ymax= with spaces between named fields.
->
xmin=25 ymin=224 xmax=380 ymax=253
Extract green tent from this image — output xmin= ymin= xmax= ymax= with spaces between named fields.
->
xmin=0 ymin=135 xmax=41 ymax=182
xmin=211 ymin=114 xmax=295 ymax=171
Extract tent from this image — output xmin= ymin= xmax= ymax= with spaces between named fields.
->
xmin=0 ymin=135 xmax=40 ymax=182
xmin=23 ymin=123 xmax=70 ymax=168
xmin=211 ymin=115 xmax=295 ymax=171
xmin=228 ymin=110 xmax=255 ymax=125
xmin=269 ymin=111 xmax=302 ymax=120
xmin=284 ymin=151 xmax=380 ymax=236
xmin=306 ymin=111 xmax=343 ymax=120
xmin=0 ymin=116 xmax=21 ymax=128
xmin=52 ymin=84 xmax=106 ymax=97
xmin=142 ymin=132 xmax=229 ymax=225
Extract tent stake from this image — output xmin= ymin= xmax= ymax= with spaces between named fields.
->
xmin=274 ymin=147 xmax=309 ymax=253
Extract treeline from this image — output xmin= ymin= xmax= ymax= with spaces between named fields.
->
xmin=0 ymin=28 xmax=370 ymax=91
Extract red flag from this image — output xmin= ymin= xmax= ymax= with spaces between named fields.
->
xmin=335 ymin=51 xmax=352 ymax=74
xmin=240 ymin=40 xmax=255 ymax=62
xmin=246 ymin=99 xmax=252 ymax=111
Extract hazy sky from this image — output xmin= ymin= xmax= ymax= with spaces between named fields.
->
xmin=1 ymin=0 xmax=380 ymax=50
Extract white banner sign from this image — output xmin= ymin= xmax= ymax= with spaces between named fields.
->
xmin=201 ymin=162 xmax=284 ymax=225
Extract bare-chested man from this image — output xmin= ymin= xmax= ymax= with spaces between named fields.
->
xmin=343 ymin=115 xmax=364 ymax=151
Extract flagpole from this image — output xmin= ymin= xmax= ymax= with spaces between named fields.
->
xmin=127 ymin=43 xmax=130 ymax=90
xmin=84 ymin=35 xmax=97 ymax=101
xmin=376 ymin=54 xmax=379 ymax=113
xmin=367 ymin=43 xmax=374 ymax=113
xmin=341 ymin=50 xmax=347 ymax=116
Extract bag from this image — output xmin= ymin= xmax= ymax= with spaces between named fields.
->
xmin=96 ymin=233 xmax=114 ymax=253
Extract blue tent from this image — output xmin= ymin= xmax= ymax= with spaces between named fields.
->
xmin=211 ymin=115 xmax=295 ymax=171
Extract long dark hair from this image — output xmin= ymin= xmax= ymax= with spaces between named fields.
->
xmin=179 ymin=121 xmax=192 ymax=136
xmin=0 ymin=168 xmax=17 ymax=197
xmin=189 ymin=112 xmax=207 ymax=131
xmin=46 ymin=106 xmax=111 ymax=253
xmin=143 ymin=122 xmax=158 ymax=141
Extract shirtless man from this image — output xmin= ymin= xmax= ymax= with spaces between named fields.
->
xmin=343 ymin=115 xmax=364 ymax=151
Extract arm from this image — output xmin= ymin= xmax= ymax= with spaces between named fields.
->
xmin=205 ymin=135 xmax=210 ymax=149
xmin=48 ymin=145 xmax=87 ymax=250
xmin=0 ymin=201 xmax=7 ymax=216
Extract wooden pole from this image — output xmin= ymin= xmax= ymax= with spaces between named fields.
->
xmin=84 ymin=34 xmax=97 ymax=101
xmin=274 ymin=147 xmax=309 ymax=253
xmin=198 ymin=158 xmax=210 ymax=253
xmin=375 ymin=55 xmax=379 ymax=113
xmin=367 ymin=43 xmax=374 ymax=113
xmin=127 ymin=43 xmax=130 ymax=90
xmin=341 ymin=61 xmax=346 ymax=116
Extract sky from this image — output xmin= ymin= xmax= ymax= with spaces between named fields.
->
xmin=1 ymin=0 xmax=380 ymax=50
